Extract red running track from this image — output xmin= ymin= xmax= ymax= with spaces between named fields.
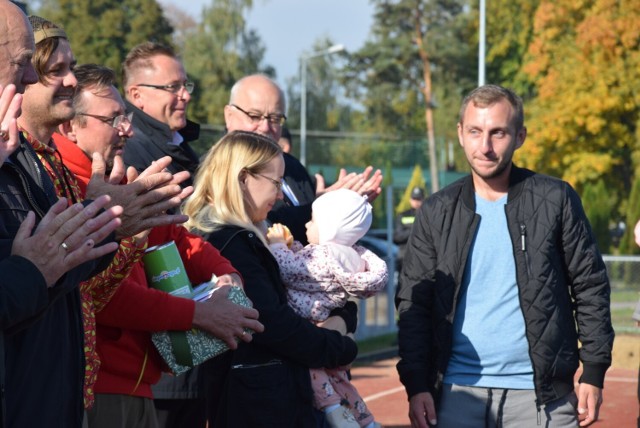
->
xmin=351 ymin=357 xmax=638 ymax=428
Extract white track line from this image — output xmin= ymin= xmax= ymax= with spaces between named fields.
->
xmin=363 ymin=386 xmax=406 ymax=402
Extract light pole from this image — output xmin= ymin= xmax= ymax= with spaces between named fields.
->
xmin=300 ymin=44 xmax=345 ymax=167
xmin=478 ymin=0 xmax=486 ymax=86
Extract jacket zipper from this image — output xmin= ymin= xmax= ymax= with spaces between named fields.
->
xmin=519 ymin=224 xmax=532 ymax=278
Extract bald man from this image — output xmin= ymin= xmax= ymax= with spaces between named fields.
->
xmin=225 ymin=74 xmax=383 ymax=244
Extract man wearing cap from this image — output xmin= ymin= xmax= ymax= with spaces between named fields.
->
xmin=393 ymin=186 xmax=425 ymax=269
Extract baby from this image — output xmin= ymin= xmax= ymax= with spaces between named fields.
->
xmin=267 ymin=189 xmax=387 ymax=428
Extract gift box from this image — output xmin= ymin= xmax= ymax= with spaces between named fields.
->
xmin=151 ymin=284 xmax=253 ymax=375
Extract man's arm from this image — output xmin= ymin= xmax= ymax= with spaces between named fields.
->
xmin=561 ymin=185 xmax=614 ymax=426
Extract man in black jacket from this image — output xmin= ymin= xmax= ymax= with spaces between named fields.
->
xmin=396 ymin=85 xmax=614 ymax=428
xmin=123 ymin=42 xmax=200 ymax=189
xmin=224 ymin=74 xmax=383 ymax=244
xmin=0 ymin=10 xmax=194 ymax=427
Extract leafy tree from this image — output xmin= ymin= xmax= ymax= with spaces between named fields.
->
xmin=396 ymin=164 xmax=427 ymax=214
xmin=180 ymin=0 xmax=274 ymax=125
xmin=620 ymin=175 xmax=640 ymax=255
xmin=344 ymin=0 xmax=475 ymax=191
xmin=517 ymin=0 xmax=640 ymax=223
xmin=483 ymin=0 xmax=541 ymax=97
xmin=36 ymin=0 xmax=174 ymax=76
xmin=285 ymin=37 xmax=352 ymax=133
xmin=582 ymin=179 xmax=612 ymax=252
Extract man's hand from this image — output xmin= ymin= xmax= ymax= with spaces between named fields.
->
xmin=12 ymin=196 xmax=122 ymax=287
xmin=0 ymin=84 xmax=23 ymax=166
xmin=577 ymin=382 xmax=602 ymax=426
xmin=86 ymin=153 xmax=193 ymax=240
xmin=192 ymin=285 xmax=264 ymax=349
xmin=409 ymin=392 xmax=437 ymax=428
xmin=315 ymin=166 xmax=383 ymax=202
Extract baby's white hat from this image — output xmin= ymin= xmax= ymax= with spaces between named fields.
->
xmin=312 ymin=189 xmax=372 ymax=246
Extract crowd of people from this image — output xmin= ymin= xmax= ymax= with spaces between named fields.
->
xmin=0 ymin=1 xmax=616 ymax=428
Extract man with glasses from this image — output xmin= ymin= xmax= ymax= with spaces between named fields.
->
xmin=224 ymin=74 xmax=383 ymax=245
xmin=4 ymin=13 xmax=197 ymax=427
xmin=123 ymin=42 xmax=200 ymax=188
xmin=53 ymin=63 xmax=263 ymax=428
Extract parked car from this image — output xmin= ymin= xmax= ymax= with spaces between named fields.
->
xmin=357 ymin=234 xmax=400 ymax=273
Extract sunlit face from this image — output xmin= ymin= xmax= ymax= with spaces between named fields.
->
xmin=72 ymin=86 xmax=132 ymax=170
xmin=242 ymin=154 xmax=285 ymax=223
xmin=128 ymin=55 xmax=190 ymax=132
xmin=21 ymin=38 xmax=77 ymax=129
xmin=305 ymin=212 xmax=320 ymax=245
xmin=224 ymin=76 xmax=285 ymax=142
xmin=457 ymin=99 xmax=526 ymax=182
xmin=0 ymin=9 xmax=38 ymax=94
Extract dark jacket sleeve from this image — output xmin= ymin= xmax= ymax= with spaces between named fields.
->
xmin=216 ymin=230 xmax=357 ymax=369
xmin=395 ymin=202 xmax=438 ymax=398
xmin=267 ymin=202 xmax=312 ymax=245
xmin=560 ymin=184 xmax=614 ymax=388
xmin=0 ymin=256 xmax=48 ymax=329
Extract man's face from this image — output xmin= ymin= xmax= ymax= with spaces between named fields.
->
xmin=457 ymin=99 xmax=526 ymax=182
xmin=224 ymin=77 xmax=286 ymax=142
xmin=21 ymin=38 xmax=77 ymax=128
xmin=0 ymin=11 xmax=38 ymax=93
xmin=72 ymin=86 xmax=131 ymax=170
xmin=128 ymin=55 xmax=190 ymax=132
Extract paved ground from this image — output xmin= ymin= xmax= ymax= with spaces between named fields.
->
xmin=351 ymin=357 xmax=638 ymax=428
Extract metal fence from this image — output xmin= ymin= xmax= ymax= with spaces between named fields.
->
xmin=355 ymin=254 xmax=640 ymax=340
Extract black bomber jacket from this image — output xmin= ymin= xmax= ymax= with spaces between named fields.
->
xmin=395 ymin=165 xmax=614 ymax=406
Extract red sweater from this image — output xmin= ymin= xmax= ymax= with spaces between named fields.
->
xmin=54 ymin=134 xmax=239 ymax=398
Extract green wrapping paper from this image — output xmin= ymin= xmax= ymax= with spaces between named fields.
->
xmin=151 ymin=285 xmax=253 ymax=375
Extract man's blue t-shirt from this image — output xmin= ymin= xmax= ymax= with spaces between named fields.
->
xmin=444 ymin=193 xmax=534 ymax=389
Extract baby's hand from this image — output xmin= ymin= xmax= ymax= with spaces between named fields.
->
xmin=267 ymin=223 xmax=293 ymax=247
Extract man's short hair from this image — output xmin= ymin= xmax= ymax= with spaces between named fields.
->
xmin=122 ymin=41 xmax=177 ymax=89
xmin=458 ymin=84 xmax=524 ymax=131
xmin=28 ymin=15 xmax=67 ymax=84
xmin=72 ymin=64 xmax=118 ymax=125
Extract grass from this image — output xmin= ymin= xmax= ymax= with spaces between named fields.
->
xmin=356 ymin=333 xmax=397 ymax=356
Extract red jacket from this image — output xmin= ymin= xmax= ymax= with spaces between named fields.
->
xmin=54 ymin=134 xmax=239 ymax=398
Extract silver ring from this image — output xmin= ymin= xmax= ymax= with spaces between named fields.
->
xmin=0 ymin=130 xmax=8 ymax=141
xmin=241 ymin=331 xmax=247 ymax=336
xmin=60 ymin=242 xmax=69 ymax=251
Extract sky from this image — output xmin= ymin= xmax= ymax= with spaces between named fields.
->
xmin=162 ymin=0 xmax=374 ymax=88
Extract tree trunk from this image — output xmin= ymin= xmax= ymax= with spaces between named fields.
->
xmin=414 ymin=3 xmax=439 ymax=192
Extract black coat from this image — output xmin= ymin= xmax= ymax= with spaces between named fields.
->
xmin=0 ymin=139 xmax=113 ymax=427
xmin=123 ymin=101 xmax=201 ymax=189
xmin=205 ymin=226 xmax=358 ymax=427
xmin=396 ymin=165 xmax=614 ymax=406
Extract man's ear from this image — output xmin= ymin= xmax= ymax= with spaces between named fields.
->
xmin=58 ymin=121 xmax=77 ymax=142
xmin=126 ymin=86 xmax=143 ymax=109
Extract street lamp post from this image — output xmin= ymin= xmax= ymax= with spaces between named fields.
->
xmin=300 ymin=44 xmax=345 ymax=167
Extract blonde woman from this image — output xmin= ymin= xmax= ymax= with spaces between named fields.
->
xmin=183 ymin=131 xmax=358 ymax=427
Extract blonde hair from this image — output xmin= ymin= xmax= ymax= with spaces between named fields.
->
xmin=183 ymin=131 xmax=283 ymax=245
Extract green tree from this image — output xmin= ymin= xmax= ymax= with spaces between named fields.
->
xmin=344 ymin=0 xmax=475 ymax=190
xmin=36 ymin=0 xmax=174 ymax=76
xmin=180 ymin=0 xmax=274 ymax=125
xmin=517 ymin=0 xmax=640 ymax=225
xmin=582 ymin=179 xmax=612 ymax=253
xmin=620 ymin=175 xmax=640 ymax=255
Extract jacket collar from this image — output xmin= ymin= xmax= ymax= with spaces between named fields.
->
xmin=460 ymin=163 xmax=533 ymax=208
xmin=125 ymin=100 xmax=200 ymax=143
